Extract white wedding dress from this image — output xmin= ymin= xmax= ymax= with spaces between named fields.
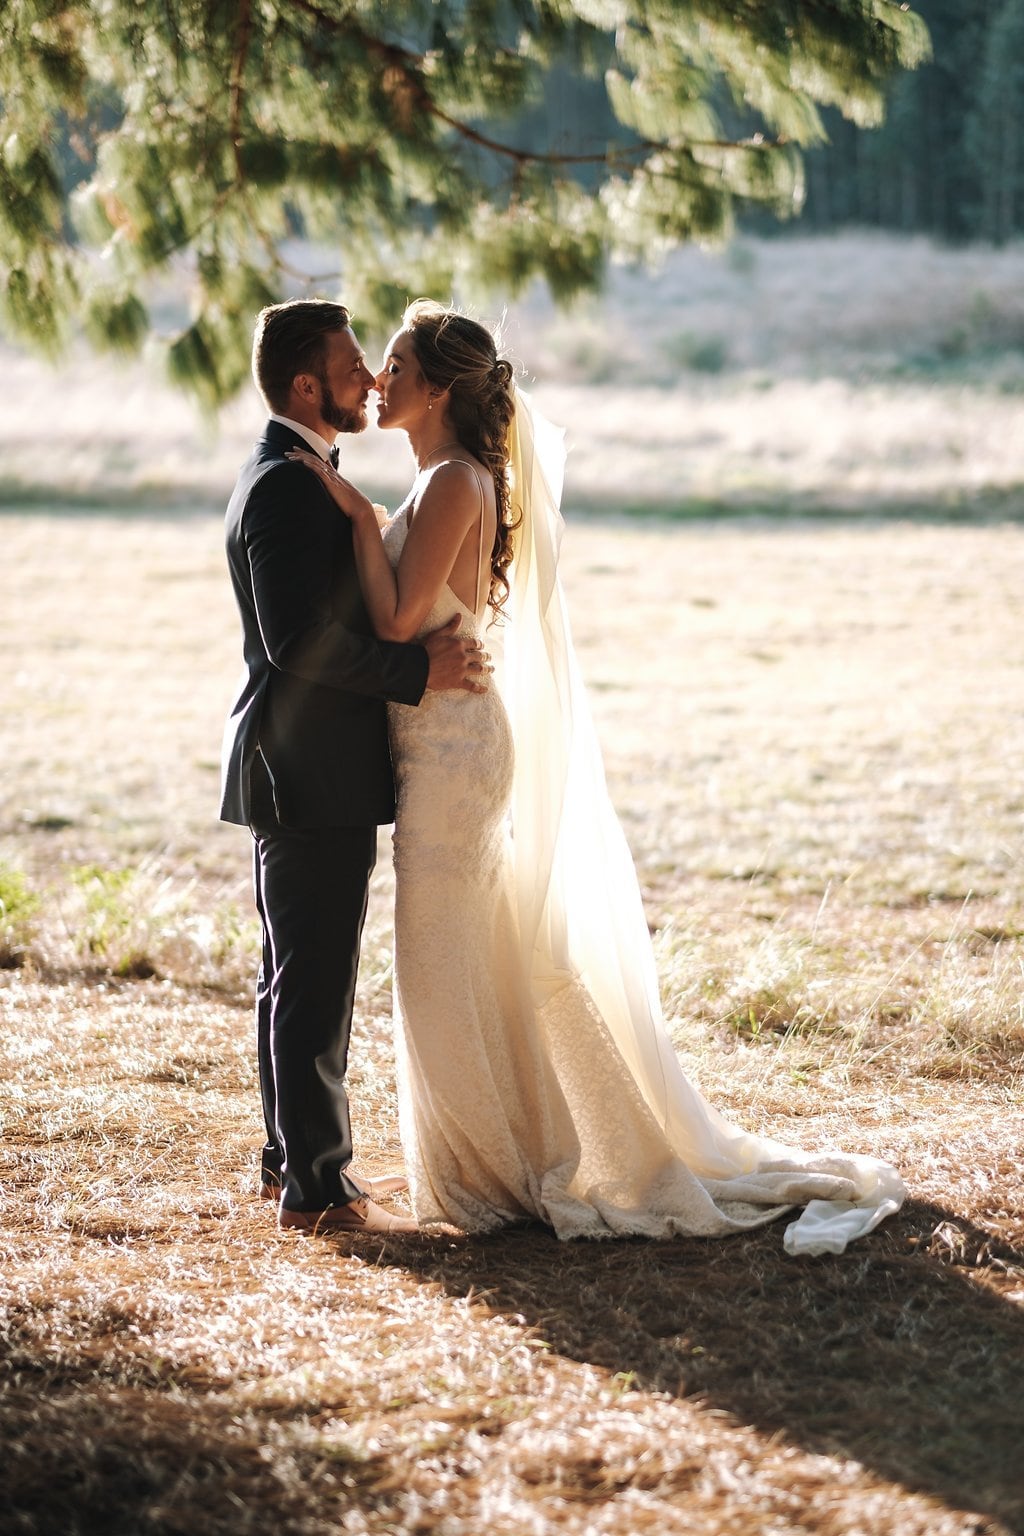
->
xmin=382 ymin=397 xmax=905 ymax=1253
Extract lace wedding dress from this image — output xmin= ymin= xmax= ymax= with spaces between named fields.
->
xmin=381 ymin=399 xmax=905 ymax=1252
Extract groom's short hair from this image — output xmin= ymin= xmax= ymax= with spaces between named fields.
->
xmin=252 ymin=299 xmax=352 ymax=412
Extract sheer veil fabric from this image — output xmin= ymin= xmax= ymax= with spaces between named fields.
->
xmin=501 ymin=391 xmax=905 ymax=1256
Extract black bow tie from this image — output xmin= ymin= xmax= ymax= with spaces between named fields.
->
xmin=328 ymin=444 xmax=340 ymax=469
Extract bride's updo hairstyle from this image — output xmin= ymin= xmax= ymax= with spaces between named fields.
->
xmin=402 ymin=299 xmax=518 ymax=614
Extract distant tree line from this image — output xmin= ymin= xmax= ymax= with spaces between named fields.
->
xmin=799 ymin=0 xmax=1024 ymax=241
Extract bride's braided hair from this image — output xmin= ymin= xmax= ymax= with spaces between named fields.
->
xmin=402 ymin=299 xmax=518 ymax=615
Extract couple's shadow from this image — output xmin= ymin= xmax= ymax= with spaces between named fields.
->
xmin=358 ymin=1200 xmax=1023 ymax=1533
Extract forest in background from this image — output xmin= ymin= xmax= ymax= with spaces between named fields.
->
xmin=801 ymin=0 xmax=1024 ymax=241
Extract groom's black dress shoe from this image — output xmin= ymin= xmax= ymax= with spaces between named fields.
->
xmin=260 ymin=1170 xmax=409 ymax=1203
xmin=278 ymin=1196 xmax=418 ymax=1234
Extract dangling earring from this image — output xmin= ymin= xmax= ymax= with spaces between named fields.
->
xmin=427 ymin=397 xmax=434 ymax=411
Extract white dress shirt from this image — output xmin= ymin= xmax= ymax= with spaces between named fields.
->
xmin=269 ymin=413 xmax=335 ymax=462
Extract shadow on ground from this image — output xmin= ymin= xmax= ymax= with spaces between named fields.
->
xmin=2 ymin=1199 xmax=1019 ymax=1532
xmin=382 ymin=1199 xmax=1024 ymax=1533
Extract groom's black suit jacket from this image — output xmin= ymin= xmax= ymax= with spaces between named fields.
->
xmin=220 ymin=420 xmax=428 ymax=829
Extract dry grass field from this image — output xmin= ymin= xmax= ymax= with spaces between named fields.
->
xmin=2 ymin=233 xmax=1023 ymax=1534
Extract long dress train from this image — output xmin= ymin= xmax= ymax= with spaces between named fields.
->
xmin=382 ymin=401 xmax=905 ymax=1253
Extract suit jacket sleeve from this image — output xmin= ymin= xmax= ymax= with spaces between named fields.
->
xmin=245 ymin=460 xmax=428 ymax=704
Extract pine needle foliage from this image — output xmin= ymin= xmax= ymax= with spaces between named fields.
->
xmin=1 ymin=0 xmax=928 ymax=403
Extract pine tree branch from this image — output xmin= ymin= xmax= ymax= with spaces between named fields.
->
xmin=282 ymin=0 xmax=788 ymax=167
xmin=0 ymin=0 xmax=931 ymax=401
xmin=230 ymin=0 xmax=255 ymax=180
xmin=146 ymin=182 xmax=239 ymax=268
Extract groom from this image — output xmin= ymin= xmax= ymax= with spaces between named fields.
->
xmin=221 ymin=298 xmax=486 ymax=1234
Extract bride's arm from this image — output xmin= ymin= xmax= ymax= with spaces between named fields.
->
xmin=290 ymin=452 xmax=482 ymax=642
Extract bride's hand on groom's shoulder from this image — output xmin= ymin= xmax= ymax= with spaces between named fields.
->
xmin=286 ymin=448 xmax=375 ymax=524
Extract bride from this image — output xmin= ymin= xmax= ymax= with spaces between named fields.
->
xmin=289 ymin=300 xmax=905 ymax=1254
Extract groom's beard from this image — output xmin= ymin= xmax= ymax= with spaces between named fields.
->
xmin=318 ymin=372 xmax=368 ymax=435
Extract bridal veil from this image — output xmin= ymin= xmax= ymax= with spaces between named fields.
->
xmin=501 ymin=391 xmax=904 ymax=1256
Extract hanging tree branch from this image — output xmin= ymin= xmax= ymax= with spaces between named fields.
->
xmin=0 ymin=0 xmax=930 ymax=403
xmin=284 ymin=0 xmax=796 ymax=169
xmin=229 ymin=0 xmax=256 ymax=182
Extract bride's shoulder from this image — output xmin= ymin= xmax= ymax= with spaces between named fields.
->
xmin=422 ymin=456 xmax=490 ymax=506
xmin=414 ymin=457 xmax=486 ymax=511
xmin=419 ymin=454 xmax=483 ymax=481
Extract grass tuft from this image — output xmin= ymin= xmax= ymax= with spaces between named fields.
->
xmin=0 ymin=861 xmax=40 ymax=968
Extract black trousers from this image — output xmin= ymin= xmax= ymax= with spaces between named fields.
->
xmin=251 ymin=797 xmax=377 ymax=1213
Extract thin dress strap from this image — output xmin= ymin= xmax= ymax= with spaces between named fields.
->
xmin=444 ymin=458 xmax=487 ymax=617
xmin=474 ymin=470 xmax=486 ymax=618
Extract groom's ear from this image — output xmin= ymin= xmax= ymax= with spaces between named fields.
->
xmin=292 ymin=371 xmax=318 ymax=404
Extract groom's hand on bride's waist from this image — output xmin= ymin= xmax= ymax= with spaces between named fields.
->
xmin=423 ymin=613 xmax=491 ymax=693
